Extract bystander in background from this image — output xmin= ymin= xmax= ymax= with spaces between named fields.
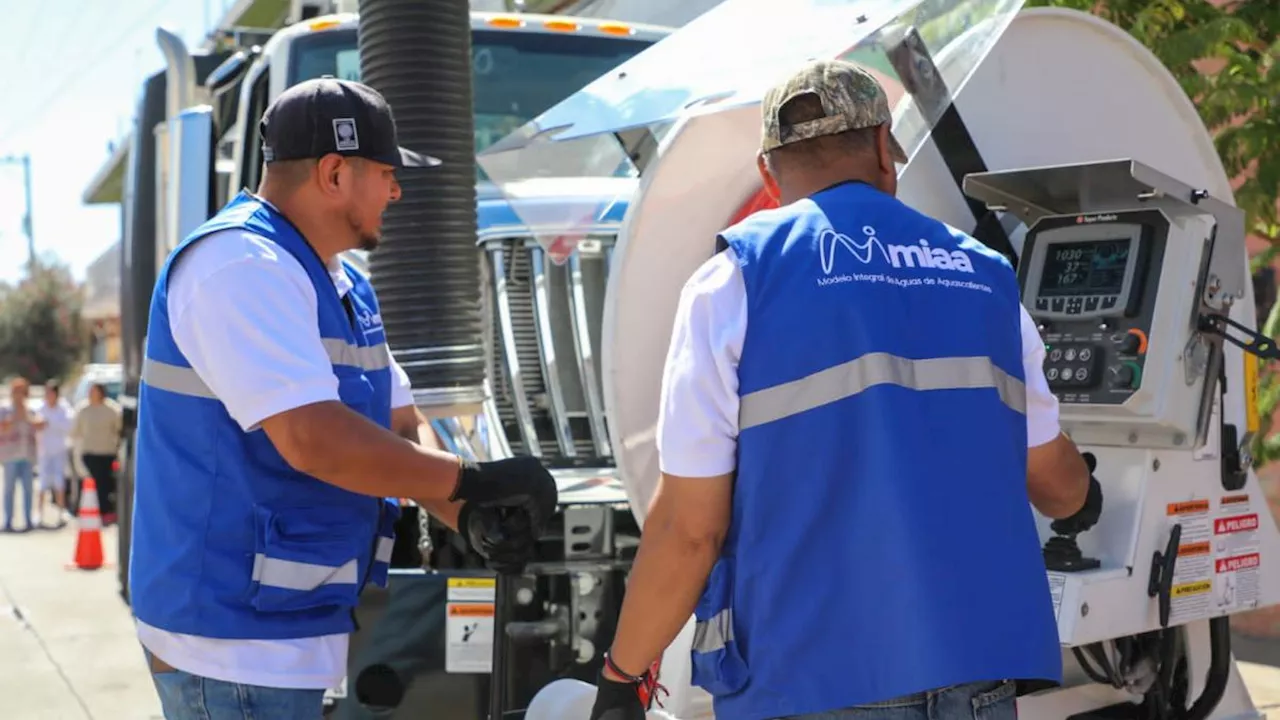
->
xmin=1 ymin=378 xmax=44 ymax=532
xmin=72 ymin=383 xmax=122 ymax=524
xmin=36 ymin=380 xmax=74 ymax=528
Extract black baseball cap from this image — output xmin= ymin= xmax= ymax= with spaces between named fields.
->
xmin=260 ymin=76 xmax=441 ymax=169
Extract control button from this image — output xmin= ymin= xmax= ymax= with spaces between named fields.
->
xmin=1085 ymin=297 xmax=1100 ymax=312
xmin=1035 ymin=297 xmax=1049 ymax=311
xmin=1078 ymin=348 xmax=1093 ymax=362
xmin=1064 ymin=348 xmax=1077 ymax=361
xmin=1051 ymin=298 xmax=1065 ymax=312
xmin=1076 ymin=366 xmax=1090 ymax=382
xmin=1111 ymin=361 xmax=1143 ymax=390
xmin=1113 ymin=366 xmax=1134 ymax=388
xmin=1049 ymin=348 xmax=1062 ymax=362
xmin=1046 ymin=368 xmax=1059 ymax=381
xmin=1118 ymin=333 xmax=1142 ymax=355
xmin=1067 ymin=305 xmax=1081 ymax=315
xmin=1102 ymin=296 xmax=1118 ymax=310
xmin=1061 ymin=368 xmax=1074 ymax=381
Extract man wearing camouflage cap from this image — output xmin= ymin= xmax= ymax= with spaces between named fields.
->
xmin=587 ymin=60 xmax=1096 ymax=719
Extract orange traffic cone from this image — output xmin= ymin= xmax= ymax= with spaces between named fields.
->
xmin=67 ymin=478 xmax=108 ymax=571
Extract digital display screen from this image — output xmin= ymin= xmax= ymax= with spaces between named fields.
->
xmin=1039 ymin=239 xmax=1131 ymax=297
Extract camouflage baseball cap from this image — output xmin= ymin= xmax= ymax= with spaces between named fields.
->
xmin=761 ymin=59 xmax=908 ymax=163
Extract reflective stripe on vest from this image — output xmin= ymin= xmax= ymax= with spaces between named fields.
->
xmin=251 ymin=536 xmax=394 ymax=591
xmin=693 ymin=608 xmax=734 ymax=654
xmin=321 ymin=338 xmax=392 ymax=372
xmin=739 ymin=352 xmax=1026 ymax=430
xmin=141 ymin=341 xmax=392 ymax=398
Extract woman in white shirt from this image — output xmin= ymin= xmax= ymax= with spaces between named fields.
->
xmin=36 ymin=380 xmax=74 ymax=527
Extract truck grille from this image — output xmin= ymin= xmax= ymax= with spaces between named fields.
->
xmin=481 ymin=234 xmax=615 ymax=468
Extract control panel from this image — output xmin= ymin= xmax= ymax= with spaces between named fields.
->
xmin=1020 ymin=210 xmax=1167 ymax=407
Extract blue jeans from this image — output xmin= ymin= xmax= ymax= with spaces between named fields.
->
xmin=2 ymin=459 xmax=33 ymax=529
xmin=144 ymin=650 xmax=326 ymax=719
xmin=784 ymin=680 xmax=1017 ymax=720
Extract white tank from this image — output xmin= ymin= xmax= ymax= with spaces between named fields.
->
xmin=517 ymin=5 xmax=1234 ymax=719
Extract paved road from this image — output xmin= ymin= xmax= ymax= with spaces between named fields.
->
xmin=5 ymin=520 xmax=1280 ymax=719
xmin=0 ymin=522 xmax=161 ymax=720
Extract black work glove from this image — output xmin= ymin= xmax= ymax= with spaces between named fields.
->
xmin=1050 ymin=454 xmax=1103 ymax=535
xmin=452 ymin=456 xmax=558 ymax=536
xmin=457 ymin=502 xmax=539 ymax=574
xmin=589 ymin=672 xmax=647 ymax=720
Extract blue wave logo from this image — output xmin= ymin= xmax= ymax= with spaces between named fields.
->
xmin=819 ymin=226 xmax=975 ymax=275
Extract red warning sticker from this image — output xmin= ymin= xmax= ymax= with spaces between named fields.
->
xmin=1216 ymin=553 xmax=1260 ymax=574
xmin=1215 ymin=514 xmax=1259 ymax=535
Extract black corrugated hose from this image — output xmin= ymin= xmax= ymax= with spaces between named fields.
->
xmin=358 ymin=0 xmax=487 ymax=402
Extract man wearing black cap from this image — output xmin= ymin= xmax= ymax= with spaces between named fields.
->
xmin=129 ymin=77 xmax=557 ymax=719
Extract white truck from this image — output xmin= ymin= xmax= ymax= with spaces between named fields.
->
xmin=93 ymin=0 xmax=1280 ymax=717
xmin=112 ymin=6 xmax=671 ymax=717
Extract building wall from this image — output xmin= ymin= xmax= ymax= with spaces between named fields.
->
xmin=88 ymin=317 xmax=122 ymax=364
xmin=82 ymin=242 xmax=121 ymax=368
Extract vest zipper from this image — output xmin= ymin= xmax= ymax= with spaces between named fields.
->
xmin=342 ymin=273 xmax=373 ymax=632
xmin=258 ymin=196 xmax=380 ymax=631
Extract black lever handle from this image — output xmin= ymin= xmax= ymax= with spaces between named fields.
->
xmin=1147 ymin=523 xmax=1182 ymax=628
xmin=506 ymin=617 xmax=567 ymax=643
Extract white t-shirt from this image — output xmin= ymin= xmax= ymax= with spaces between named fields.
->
xmin=655 ymin=248 xmax=1061 ymax=478
xmin=134 ymin=228 xmax=415 ymax=691
xmin=37 ymin=400 xmax=74 ymax=459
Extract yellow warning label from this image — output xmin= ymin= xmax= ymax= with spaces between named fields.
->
xmin=1173 ymin=581 xmax=1212 ymax=597
xmin=448 ymin=578 xmax=496 ymax=590
xmin=1245 ymin=353 xmax=1260 ymax=435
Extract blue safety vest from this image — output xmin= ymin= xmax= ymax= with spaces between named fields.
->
xmin=130 ymin=190 xmax=400 ymax=640
xmin=691 ymin=181 xmax=1061 ymax=719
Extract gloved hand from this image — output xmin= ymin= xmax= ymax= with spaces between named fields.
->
xmin=589 ymin=671 xmax=647 ymax=720
xmin=452 ymin=456 xmax=559 ymax=536
xmin=457 ymin=502 xmax=539 ymax=574
xmin=1050 ymin=454 xmax=1103 ymax=535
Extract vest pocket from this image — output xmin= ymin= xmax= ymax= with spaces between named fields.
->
xmin=249 ymin=505 xmax=370 ymax=613
xmin=367 ymin=499 xmax=402 ymax=588
xmin=690 ymin=557 xmax=750 ymax=696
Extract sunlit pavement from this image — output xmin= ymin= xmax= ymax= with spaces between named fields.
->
xmin=0 ymin=521 xmax=161 ymax=720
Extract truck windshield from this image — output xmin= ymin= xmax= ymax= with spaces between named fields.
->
xmin=288 ymin=28 xmax=655 ymax=154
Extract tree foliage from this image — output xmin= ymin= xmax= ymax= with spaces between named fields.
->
xmin=1253 ymin=274 xmax=1280 ymax=465
xmin=1026 ymin=0 xmax=1278 ymax=237
xmin=0 ymin=257 xmax=88 ymax=385
xmin=1029 ymin=0 xmax=1280 ymax=465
